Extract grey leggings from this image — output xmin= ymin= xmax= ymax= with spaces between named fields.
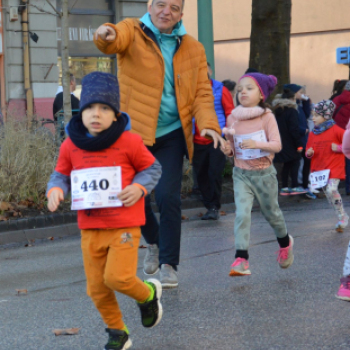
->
xmin=233 ymin=165 xmax=288 ymax=251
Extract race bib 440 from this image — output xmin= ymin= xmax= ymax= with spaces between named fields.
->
xmin=71 ymin=167 xmax=123 ymax=210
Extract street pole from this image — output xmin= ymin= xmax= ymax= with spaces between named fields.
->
xmin=21 ymin=0 xmax=34 ymax=127
xmin=61 ymin=0 xmax=72 ymax=123
xmin=197 ymin=0 xmax=215 ymax=78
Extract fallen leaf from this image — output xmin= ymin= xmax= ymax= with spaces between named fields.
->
xmin=220 ymin=211 xmax=227 ymax=216
xmin=197 ymin=212 xmax=204 ymax=217
xmin=181 ymin=215 xmax=189 ymax=220
xmin=47 ymin=237 xmax=54 ymax=240
xmin=18 ymin=200 xmax=29 ymax=207
xmin=0 ymin=201 xmax=13 ymax=211
xmin=139 ymin=245 xmax=147 ymax=249
xmin=15 ymin=289 xmax=28 ymax=295
xmin=53 ymin=328 xmax=81 ymax=336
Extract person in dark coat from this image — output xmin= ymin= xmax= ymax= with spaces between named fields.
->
xmin=53 ymin=74 xmax=80 ymax=121
xmin=284 ymin=84 xmax=313 ymax=195
xmin=333 ymin=80 xmax=350 ymax=194
xmin=272 ymin=88 xmax=306 ymax=195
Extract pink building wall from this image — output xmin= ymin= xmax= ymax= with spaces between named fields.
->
xmin=7 ymin=98 xmax=54 ymax=121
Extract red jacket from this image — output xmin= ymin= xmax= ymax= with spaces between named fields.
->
xmin=55 ymin=132 xmax=156 ymax=229
xmin=333 ymin=90 xmax=350 ymax=130
xmin=306 ymin=125 xmax=345 ymax=180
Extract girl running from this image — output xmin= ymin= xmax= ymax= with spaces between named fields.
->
xmin=221 ymin=72 xmax=294 ymax=277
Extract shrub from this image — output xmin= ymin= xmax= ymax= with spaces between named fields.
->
xmin=0 ymin=118 xmax=58 ymax=203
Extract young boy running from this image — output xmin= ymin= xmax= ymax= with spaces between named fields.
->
xmin=47 ymin=72 xmax=163 ymax=350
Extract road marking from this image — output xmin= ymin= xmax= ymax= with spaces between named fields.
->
xmin=0 ymin=300 xmax=8 ymax=303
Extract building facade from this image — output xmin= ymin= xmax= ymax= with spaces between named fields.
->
xmin=183 ymin=0 xmax=350 ymax=103
xmin=2 ymin=0 xmax=349 ymax=120
xmin=1 ymin=0 xmax=148 ymax=120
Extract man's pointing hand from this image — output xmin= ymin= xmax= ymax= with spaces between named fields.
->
xmin=95 ymin=25 xmax=116 ymax=41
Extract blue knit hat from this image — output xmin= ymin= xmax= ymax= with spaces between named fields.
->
xmin=79 ymin=72 xmax=120 ymax=116
xmin=283 ymin=84 xmax=302 ymax=93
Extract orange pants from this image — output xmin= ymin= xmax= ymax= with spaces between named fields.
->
xmin=81 ymin=227 xmax=150 ymax=330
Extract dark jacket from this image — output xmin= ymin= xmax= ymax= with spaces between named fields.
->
xmin=297 ymin=99 xmax=311 ymax=148
xmin=272 ymin=95 xmax=302 ymax=163
xmin=333 ymin=90 xmax=350 ymax=130
xmin=53 ymin=92 xmax=80 ymax=121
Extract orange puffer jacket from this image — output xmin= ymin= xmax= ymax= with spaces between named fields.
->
xmin=94 ymin=18 xmax=221 ymax=161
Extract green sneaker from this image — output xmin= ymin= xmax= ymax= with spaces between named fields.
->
xmin=137 ymin=278 xmax=163 ymax=328
xmin=104 ymin=329 xmax=132 ymax=350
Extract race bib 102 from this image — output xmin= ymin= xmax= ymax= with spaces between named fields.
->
xmin=70 ymin=167 xmax=123 ymax=210
xmin=309 ymin=169 xmax=330 ymax=190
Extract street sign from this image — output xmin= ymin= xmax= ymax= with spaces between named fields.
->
xmin=336 ymin=47 xmax=350 ymax=64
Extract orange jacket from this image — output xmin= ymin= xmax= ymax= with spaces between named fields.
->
xmin=94 ymin=19 xmax=221 ymax=161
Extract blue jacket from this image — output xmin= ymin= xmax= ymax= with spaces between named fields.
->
xmin=212 ymin=79 xmax=226 ymax=130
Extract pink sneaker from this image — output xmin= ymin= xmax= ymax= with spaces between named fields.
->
xmin=336 ymin=277 xmax=350 ymax=301
xmin=229 ymin=258 xmax=251 ymax=276
xmin=276 ymin=235 xmax=294 ymax=269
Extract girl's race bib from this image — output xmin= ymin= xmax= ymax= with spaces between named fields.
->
xmin=309 ymin=169 xmax=330 ymax=189
xmin=234 ymin=130 xmax=269 ymax=160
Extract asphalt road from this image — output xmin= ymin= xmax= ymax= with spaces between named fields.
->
xmin=1 ymin=194 xmax=350 ymax=350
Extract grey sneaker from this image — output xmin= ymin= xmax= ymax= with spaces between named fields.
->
xmin=160 ymin=264 xmax=178 ymax=288
xmin=143 ymin=244 xmax=159 ymax=275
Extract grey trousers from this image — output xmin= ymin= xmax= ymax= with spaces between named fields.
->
xmin=233 ymin=165 xmax=288 ymax=251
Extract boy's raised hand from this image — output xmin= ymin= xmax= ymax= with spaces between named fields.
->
xmin=118 ymin=185 xmax=143 ymax=207
xmin=47 ymin=189 xmax=64 ymax=212
xmin=306 ymin=147 xmax=314 ymax=157
xmin=94 ymin=25 xmax=116 ymax=41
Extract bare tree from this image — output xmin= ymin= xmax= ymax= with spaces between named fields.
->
xmin=249 ymin=0 xmax=292 ymax=98
xmin=60 ymin=0 xmax=72 ymax=123
xmin=46 ymin=0 xmax=71 ymax=123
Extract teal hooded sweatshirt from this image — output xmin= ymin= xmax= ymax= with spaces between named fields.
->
xmin=140 ymin=13 xmax=187 ymax=138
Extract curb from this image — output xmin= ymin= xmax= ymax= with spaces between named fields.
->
xmin=0 ymin=223 xmax=80 ymax=247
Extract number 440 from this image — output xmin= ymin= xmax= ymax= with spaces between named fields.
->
xmin=81 ymin=179 xmax=109 ymax=192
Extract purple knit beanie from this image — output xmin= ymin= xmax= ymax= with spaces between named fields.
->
xmin=313 ymin=100 xmax=336 ymax=120
xmin=240 ymin=73 xmax=278 ymax=101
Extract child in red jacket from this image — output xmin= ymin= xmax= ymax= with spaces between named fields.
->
xmin=306 ymin=100 xmax=348 ymax=231
xmin=47 ymin=72 xmax=162 ymax=350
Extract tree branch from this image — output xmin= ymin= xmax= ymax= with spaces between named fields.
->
xmin=45 ymin=0 xmax=61 ymax=16
xmin=69 ymin=0 xmax=79 ymax=12
xmin=29 ymin=4 xmax=59 ymax=17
